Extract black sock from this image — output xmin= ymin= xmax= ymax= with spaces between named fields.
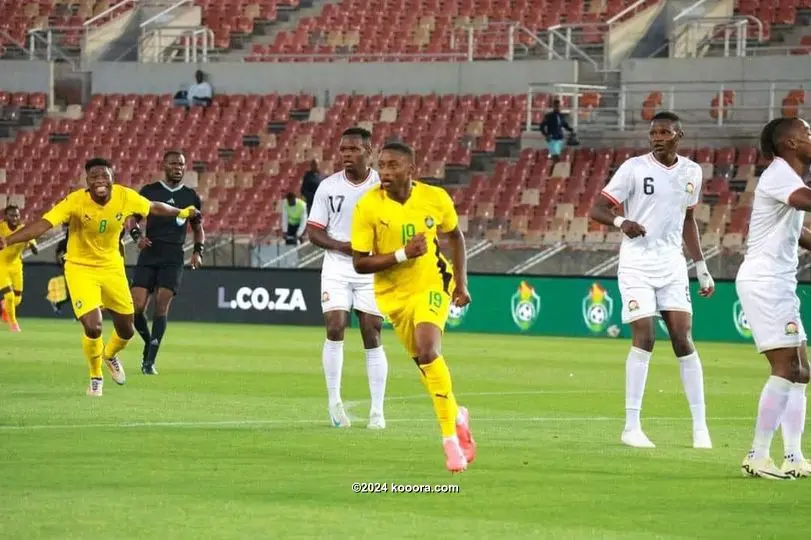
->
xmin=134 ymin=312 xmax=151 ymax=344
xmin=147 ymin=315 xmax=168 ymax=365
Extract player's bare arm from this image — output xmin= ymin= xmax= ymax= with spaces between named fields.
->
xmin=353 ymin=233 xmax=427 ymax=274
xmin=682 ymin=207 xmax=715 ymax=297
xmin=190 ymin=213 xmax=205 ymax=270
xmin=307 ymin=224 xmax=352 ymax=256
xmin=786 ymin=187 xmax=811 ymax=212
xmin=800 ymin=227 xmax=811 ymax=250
xmin=445 ymin=227 xmax=471 ymax=307
xmin=0 ymin=219 xmax=53 ymax=250
xmin=589 ymin=194 xmax=646 ymax=238
xmin=148 ymin=201 xmax=199 ymax=219
xmin=127 ymin=215 xmax=152 ymax=250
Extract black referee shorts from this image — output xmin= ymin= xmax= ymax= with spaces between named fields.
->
xmin=132 ymin=263 xmax=184 ymax=295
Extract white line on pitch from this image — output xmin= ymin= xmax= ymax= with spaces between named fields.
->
xmin=0 ymin=416 xmax=755 ymax=432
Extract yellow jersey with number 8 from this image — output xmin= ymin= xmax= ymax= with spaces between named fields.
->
xmin=351 ymin=181 xmax=458 ymax=314
xmin=43 ymin=185 xmax=151 ymax=269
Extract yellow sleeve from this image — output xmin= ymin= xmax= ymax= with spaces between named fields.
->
xmin=436 ymin=187 xmax=459 ymax=233
xmin=351 ymin=198 xmax=375 ymax=254
xmin=42 ymin=195 xmax=75 ymax=227
xmin=123 ymin=187 xmax=153 ymax=217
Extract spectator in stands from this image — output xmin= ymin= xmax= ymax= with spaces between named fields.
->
xmin=540 ymin=99 xmax=574 ymax=164
xmin=174 ymin=70 xmax=213 ymax=108
xmin=300 ymin=160 xmax=322 ymax=213
xmin=281 ymin=192 xmax=307 ymax=246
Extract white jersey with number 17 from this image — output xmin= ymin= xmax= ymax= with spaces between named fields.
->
xmin=307 ymin=168 xmax=380 ymax=282
xmin=601 ymin=153 xmax=702 ymax=277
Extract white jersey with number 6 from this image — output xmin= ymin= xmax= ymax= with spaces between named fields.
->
xmin=736 ymin=157 xmax=807 ymax=352
xmin=602 ymin=153 xmax=702 ymax=323
xmin=307 ymin=168 xmax=381 ymax=315
xmin=602 ymin=153 xmax=702 ymax=276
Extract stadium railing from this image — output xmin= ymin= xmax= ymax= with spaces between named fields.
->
xmin=525 ymin=80 xmax=808 ymax=132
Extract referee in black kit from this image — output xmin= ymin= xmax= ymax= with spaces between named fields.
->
xmin=129 ymin=150 xmax=204 ymax=375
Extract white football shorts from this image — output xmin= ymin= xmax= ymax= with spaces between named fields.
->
xmin=735 ymin=279 xmax=806 ymax=353
xmin=618 ymin=267 xmax=692 ymax=324
xmin=320 ymin=275 xmax=381 ymax=317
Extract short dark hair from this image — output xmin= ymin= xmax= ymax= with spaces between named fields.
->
xmin=163 ymin=150 xmax=185 ymax=161
xmin=380 ymin=141 xmax=415 ymax=161
xmin=285 ymin=191 xmax=296 ymax=198
xmin=651 ymin=111 xmax=681 ymax=125
xmin=84 ymin=157 xmax=112 ymax=172
xmin=4 ymin=204 xmax=19 ymax=214
xmin=760 ymin=117 xmax=797 ymax=160
xmin=341 ymin=127 xmax=372 ymax=143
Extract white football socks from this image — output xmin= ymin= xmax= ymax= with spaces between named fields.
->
xmin=678 ymin=351 xmax=708 ymax=432
xmin=323 ymin=339 xmax=344 ymax=407
xmin=781 ymin=382 xmax=807 ymax=461
xmin=751 ymin=375 xmax=792 ymax=460
xmin=624 ymin=346 xmax=652 ymax=432
xmin=365 ymin=346 xmax=388 ymax=414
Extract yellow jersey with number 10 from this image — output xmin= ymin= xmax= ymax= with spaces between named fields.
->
xmin=0 ymin=221 xmax=35 ymax=269
xmin=43 ymin=185 xmax=152 ymax=269
xmin=351 ymin=181 xmax=458 ymax=314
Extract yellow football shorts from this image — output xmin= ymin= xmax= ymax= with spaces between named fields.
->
xmin=0 ymin=264 xmax=23 ymax=292
xmin=387 ymin=289 xmax=452 ymax=359
xmin=64 ymin=262 xmax=134 ymax=318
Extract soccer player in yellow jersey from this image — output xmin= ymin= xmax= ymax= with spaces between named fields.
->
xmin=0 ymin=205 xmax=38 ymax=332
xmin=0 ymin=158 xmax=200 ymax=397
xmin=351 ymin=142 xmax=477 ymax=473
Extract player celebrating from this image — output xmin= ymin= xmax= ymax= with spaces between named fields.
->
xmin=589 ymin=111 xmax=715 ymax=450
xmin=737 ymin=117 xmax=811 ymax=479
xmin=351 ymin=142 xmax=476 ymax=473
xmin=129 ymin=150 xmax=204 ymax=375
xmin=0 ymin=205 xmax=38 ymax=331
xmin=0 ymin=158 xmax=199 ymax=396
xmin=306 ymin=127 xmax=389 ymax=429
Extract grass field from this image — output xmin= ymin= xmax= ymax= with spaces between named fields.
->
xmin=0 ymin=318 xmax=807 ymax=539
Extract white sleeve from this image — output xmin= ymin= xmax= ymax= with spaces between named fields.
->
xmin=601 ymin=159 xmax=634 ymax=206
xmin=307 ymin=185 xmax=329 ymax=229
xmin=688 ymin=165 xmax=702 ymax=208
xmin=760 ymin=171 xmax=807 ymax=205
xmin=281 ymin=204 xmax=288 ymax=230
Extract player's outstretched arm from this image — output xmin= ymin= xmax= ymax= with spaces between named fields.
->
xmin=148 ymin=201 xmax=199 ymax=219
xmin=352 ymin=233 xmax=428 ymax=274
xmin=0 ymin=219 xmax=53 ymax=250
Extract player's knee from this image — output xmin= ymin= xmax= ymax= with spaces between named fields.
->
xmin=632 ymin=334 xmax=655 ymax=352
xmin=325 ymin=323 xmax=345 ymax=341
xmin=415 ymin=346 xmax=440 ymax=365
xmin=116 ymin=322 xmax=135 ymax=340
xmin=82 ymin=322 xmax=103 ymax=339
xmin=670 ymin=334 xmax=694 ymax=358
xmin=359 ymin=320 xmax=382 ymax=348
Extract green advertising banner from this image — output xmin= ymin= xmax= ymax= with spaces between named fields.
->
xmin=433 ymin=275 xmax=810 ymax=343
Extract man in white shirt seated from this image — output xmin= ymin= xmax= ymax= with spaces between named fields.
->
xmin=176 ymin=70 xmax=212 ymax=108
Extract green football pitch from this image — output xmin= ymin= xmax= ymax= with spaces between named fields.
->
xmin=1 ymin=319 xmax=807 ymax=539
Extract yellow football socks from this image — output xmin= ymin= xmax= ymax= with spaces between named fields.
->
xmin=103 ymin=330 xmax=130 ymax=360
xmin=3 ymin=292 xmax=16 ymax=325
xmin=420 ymin=355 xmax=460 ymax=438
xmin=82 ymin=335 xmax=103 ymax=378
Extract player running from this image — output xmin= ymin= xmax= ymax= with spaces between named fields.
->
xmin=351 ymin=142 xmax=476 ymax=473
xmin=737 ymin=117 xmax=811 ymax=480
xmin=589 ymin=111 xmax=715 ymax=450
xmin=305 ymin=127 xmax=389 ymax=429
xmin=0 ymin=205 xmax=38 ymax=332
xmin=129 ymin=150 xmax=204 ymax=375
xmin=0 ymin=158 xmax=199 ymax=396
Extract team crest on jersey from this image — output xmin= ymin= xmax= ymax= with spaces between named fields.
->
xmin=628 ymin=299 xmax=639 ymax=312
xmin=75 ymin=300 xmax=83 ymax=309
xmin=685 ymin=182 xmax=695 ymax=194
xmin=321 ymin=291 xmax=330 ymax=303
xmin=785 ymin=321 xmax=799 ymax=335
xmin=115 ymin=212 xmax=123 ymax=221
xmin=425 ymin=216 xmax=435 ymax=229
